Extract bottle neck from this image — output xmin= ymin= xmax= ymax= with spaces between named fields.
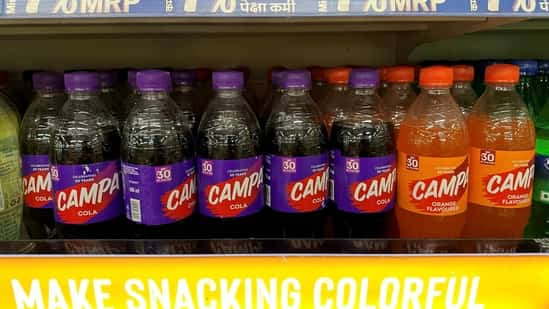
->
xmin=37 ymin=89 xmax=64 ymax=98
xmin=68 ymin=90 xmax=99 ymax=100
xmin=215 ymin=88 xmax=242 ymax=99
xmin=140 ymin=90 xmax=170 ymax=100
xmin=351 ymin=87 xmax=377 ymax=96
xmin=453 ymin=81 xmax=473 ymax=89
xmin=421 ymin=87 xmax=451 ymax=95
xmin=174 ymin=85 xmax=193 ymax=93
xmin=328 ymin=84 xmax=348 ymax=92
xmin=100 ymin=87 xmax=116 ymax=94
xmin=486 ymin=83 xmax=516 ymax=92
xmin=286 ymin=88 xmax=308 ymax=96
xmin=389 ymin=82 xmax=414 ymax=92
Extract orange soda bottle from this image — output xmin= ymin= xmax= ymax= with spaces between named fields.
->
xmin=383 ymin=65 xmax=417 ymax=138
xmin=396 ymin=66 xmax=470 ymax=238
xmin=463 ymin=64 xmax=536 ymax=238
xmin=320 ymin=67 xmax=351 ymax=135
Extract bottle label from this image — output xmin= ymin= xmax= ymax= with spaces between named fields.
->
xmin=469 ymin=147 xmax=535 ymax=208
xmin=397 ymin=153 xmax=469 ymax=216
xmin=22 ymin=155 xmax=53 ymax=209
xmin=534 ymin=154 xmax=549 ymax=204
xmin=51 ymin=160 xmax=124 ymax=224
xmin=122 ymin=160 xmax=196 ymax=226
xmin=332 ymin=150 xmax=396 ymax=214
xmin=266 ymin=153 xmax=329 ymax=213
xmin=197 ymin=156 xmax=263 ymax=218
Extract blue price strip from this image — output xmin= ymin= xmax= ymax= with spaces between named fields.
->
xmin=2 ymin=0 xmax=549 ymax=18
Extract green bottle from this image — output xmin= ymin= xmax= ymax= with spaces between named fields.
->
xmin=513 ymin=60 xmax=540 ymax=121
xmin=523 ymin=60 xmax=549 ymax=237
xmin=0 ymin=94 xmax=23 ymax=240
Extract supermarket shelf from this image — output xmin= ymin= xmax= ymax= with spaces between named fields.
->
xmin=2 ymin=239 xmax=547 ymax=255
xmin=3 ymin=0 xmax=549 ymax=18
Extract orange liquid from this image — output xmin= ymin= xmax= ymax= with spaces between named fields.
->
xmin=396 ymin=120 xmax=469 ymax=238
xmin=463 ymin=114 xmax=535 ymax=238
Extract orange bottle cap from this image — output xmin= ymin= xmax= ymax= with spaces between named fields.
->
xmin=379 ymin=66 xmax=389 ymax=82
xmin=325 ymin=67 xmax=351 ymax=84
xmin=387 ymin=66 xmax=415 ymax=83
xmin=308 ymin=66 xmax=326 ymax=82
xmin=452 ymin=65 xmax=474 ymax=81
xmin=485 ymin=64 xmax=519 ymax=84
xmin=419 ymin=66 xmax=453 ymax=87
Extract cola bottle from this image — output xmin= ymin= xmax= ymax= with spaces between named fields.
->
xmin=98 ymin=70 xmax=124 ymax=123
xmin=331 ymin=68 xmax=397 ymax=238
xmin=21 ymin=72 xmax=66 ymax=239
xmin=197 ymin=71 xmax=265 ymax=238
xmin=122 ymin=70 xmax=196 ymax=239
xmin=265 ymin=70 xmax=330 ymax=238
xmin=51 ymin=72 xmax=126 ymax=239
xmin=171 ymin=70 xmax=198 ymax=136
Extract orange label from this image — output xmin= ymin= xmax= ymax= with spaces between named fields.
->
xmin=397 ymin=152 xmax=469 ymax=216
xmin=469 ymin=147 xmax=535 ymax=208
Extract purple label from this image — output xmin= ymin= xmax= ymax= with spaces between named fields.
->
xmin=266 ymin=153 xmax=329 ymax=213
xmin=197 ymin=156 xmax=264 ymax=218
xmin=122 ymin=160 xmax=196 ymax=226
xmin=332 ymin=150 xmax=396 ymax=214
xmin=22 ymin=155 xmax=53 ymax=209
xmin=51 ymin=160 xmax=124 ymax=224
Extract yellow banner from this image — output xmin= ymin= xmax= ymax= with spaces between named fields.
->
xmin=1 ymin=255 xmax=548 ymax=309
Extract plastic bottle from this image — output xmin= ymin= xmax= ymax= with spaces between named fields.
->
xmin=451 ymin=65 xmax=478 ymax=117
xmin=396 ymin=66 xmax=469 ymax=238
xmin=265 ymin=70 xmax=329 ymax=238
xmin=513 ymin=60 xmax=539 ymax=119
xmin=309 ymin=66 xmax=327 ymax=103
xmin=527 ymin=77 xmax=549 ymax=237
xmin=331 ymin=68 xmax=397 ymax=238
xmin=122 ymin=70 xmax=196 ymax=239
xmin=51 ymin=72 xmax=125 ymax=239
xmin=260 ymin=69 xmax=286 ymax=126
xmin=98 ymin=70 xmax=124 ymax=123
xmin=196 ymin=71 xmax=265 ymax=238
xmin=0 ymin=80 xmax=23 ymax=240
xmin=320 ymin=67 xmax=351 ymax=135
xmin=171 ymin=70 xmax=198 ymax=136
xmin=383 ymin=65 xmax=416 ymax=138
xmin=464 ymin=64 xmax=536 ymax=239
xmin=122 ymin=70 xmax=140 ymax=120
xmin=20 ymin=72 xmax=65 ymax=239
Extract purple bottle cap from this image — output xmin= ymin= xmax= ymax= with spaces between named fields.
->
xmin=98 ymin=70 xmax=119 ymax=88
xmin=136 ymin=70 xmax=172 ymax=91
xmin=212 ymin=71 xmax=244 ymax=90
xmin=128 ymin=70 xmax=138 ymax=89
xmin=350 ymin=68 xmax=380 ymax=88
xmin=64 ymin=71 xmax=99 ymax=92
xmin=172 ymin=70 xmax=194 ymax=86
xmin=281 ymin=70 xmax=311 ymax=89
xmin=271 ymin=70 xmax=286 ymax=88
xmin=32 ymin=71 xmax=64 ymax=91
